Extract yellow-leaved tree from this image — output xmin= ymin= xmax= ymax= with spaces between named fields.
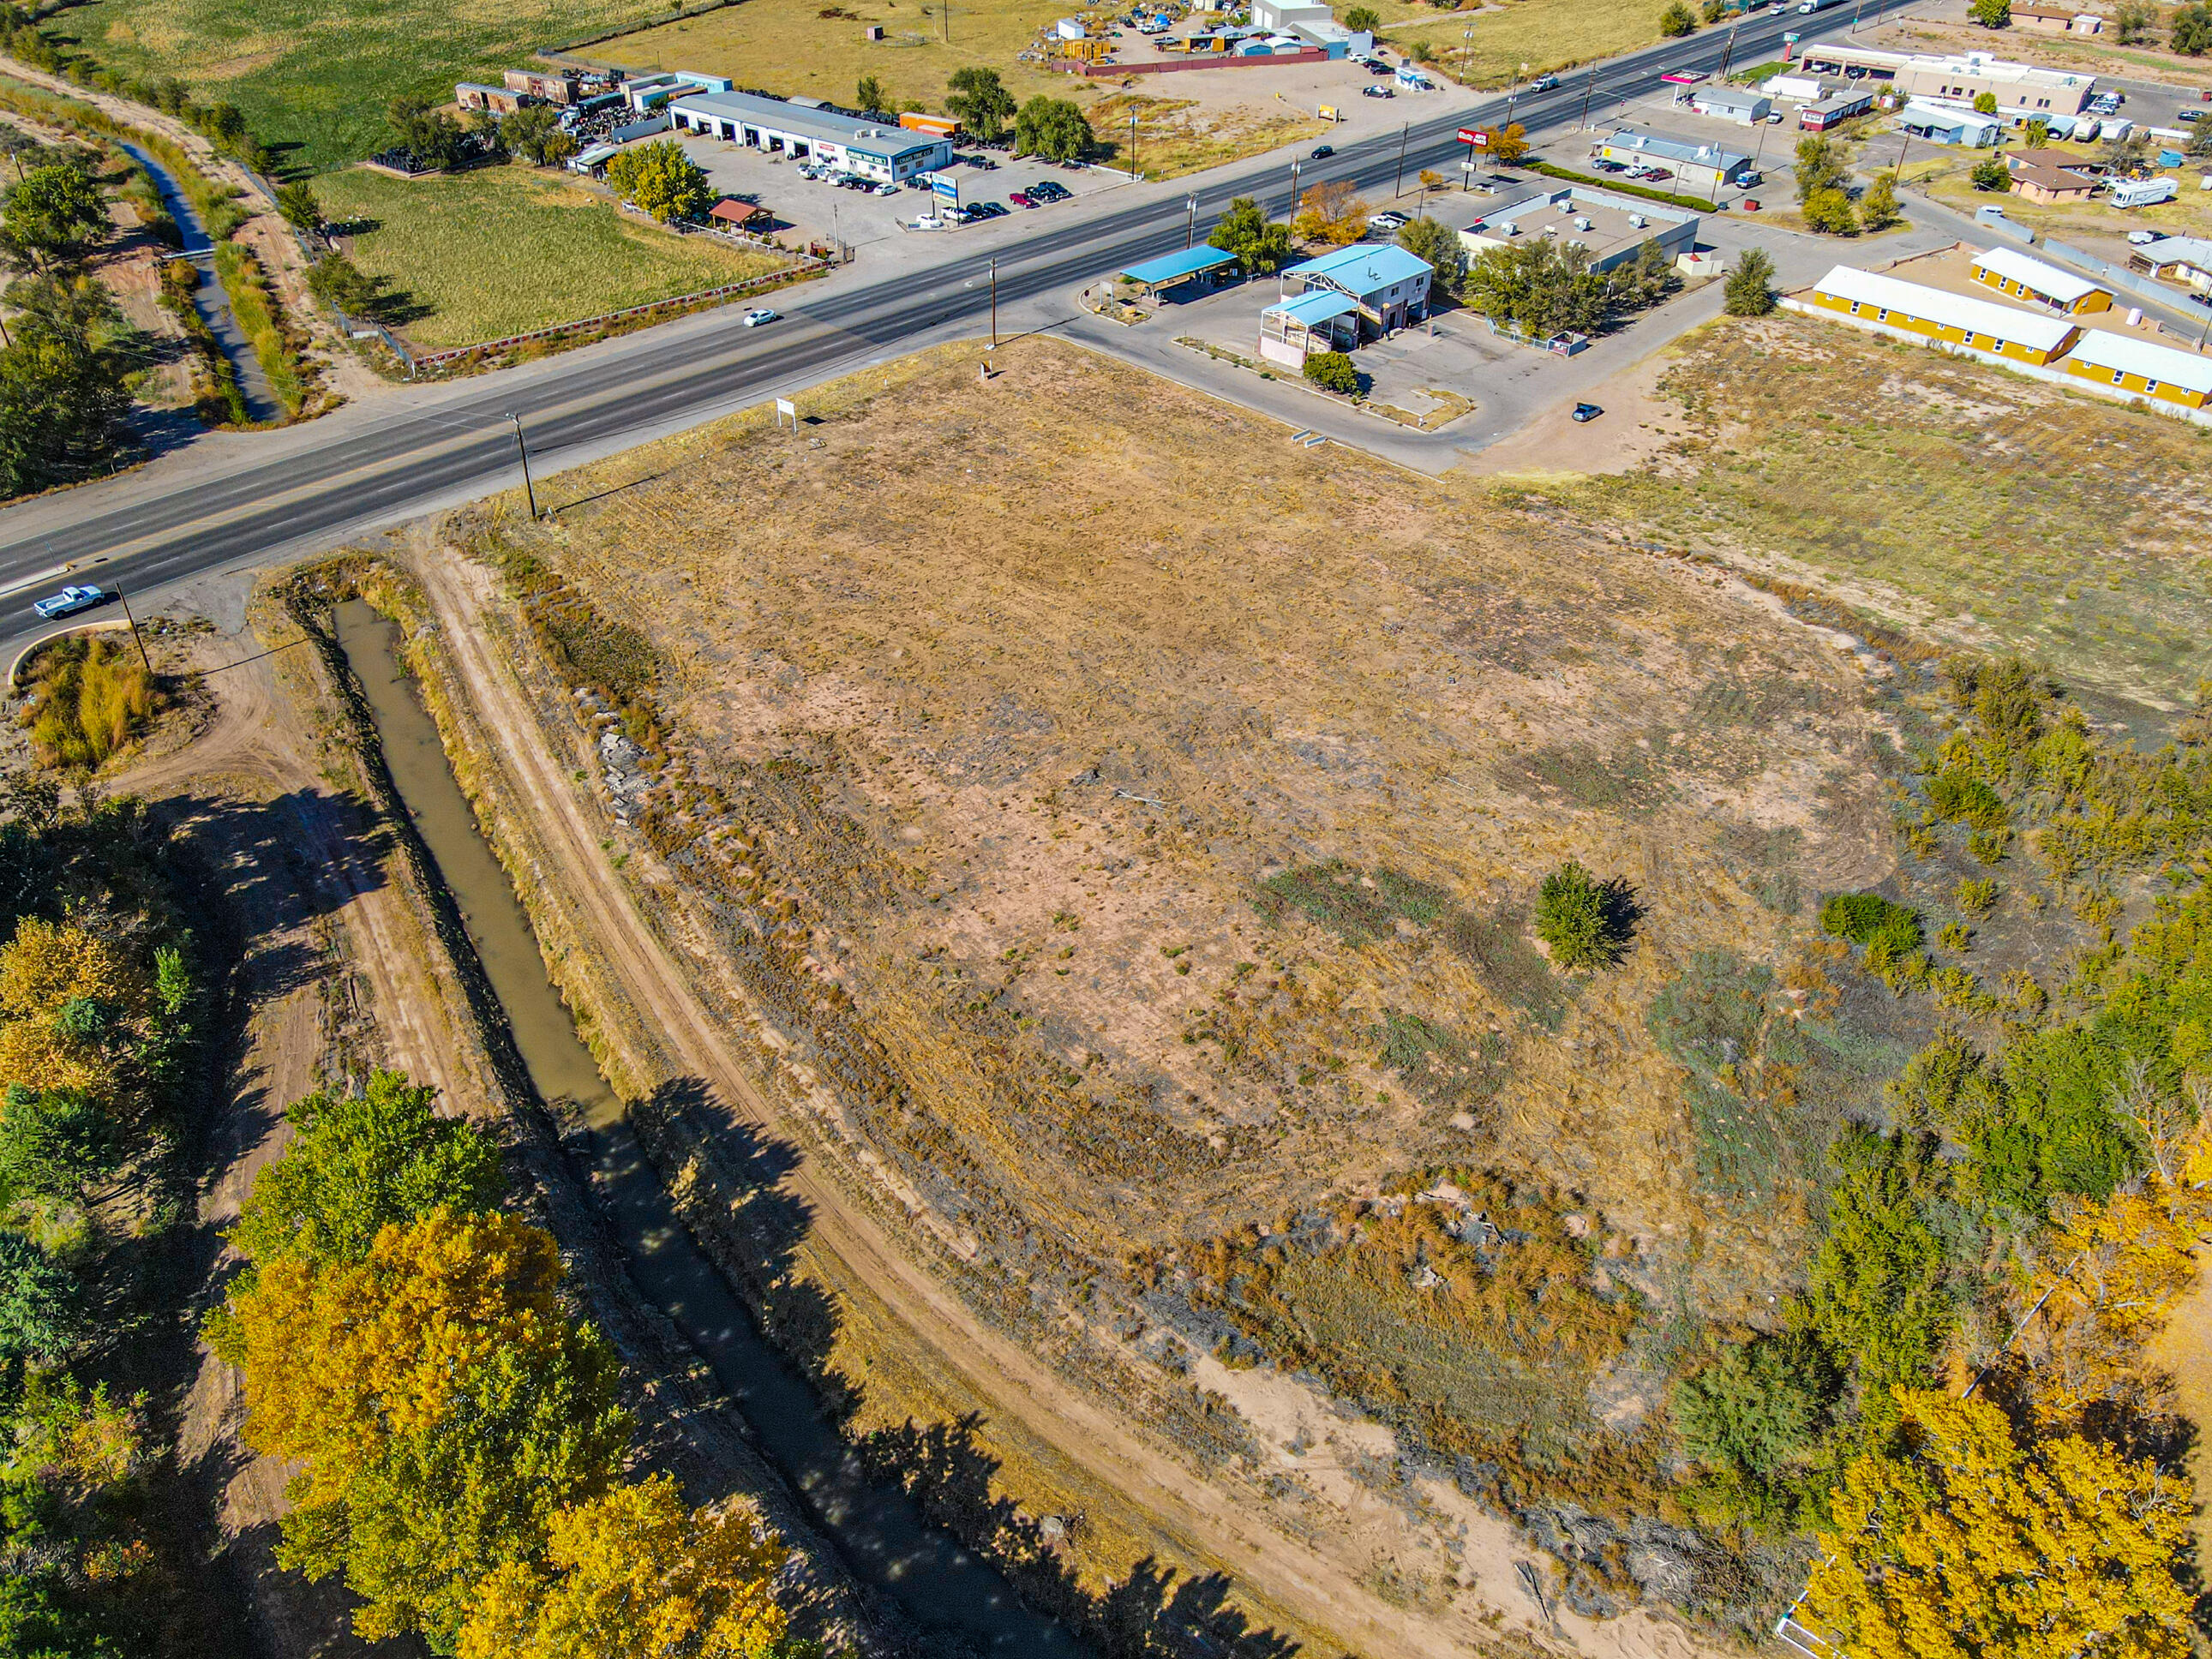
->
xmin=0 ymin=916 xmax=157 ymax=1111
xmin=1802 ymin=1387 xmax=2194 ymax=1659
xmin=457 ymin=1474 xmax=791 ymax=1659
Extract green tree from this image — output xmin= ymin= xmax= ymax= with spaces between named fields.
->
xmin=2023 ymin=116 xmax=2050 ymax=147
xmin=1463 ymin=237 xmax=1610 ymax=336
xmin=1659 ymin=0 xmax=1699 ymax=34
xmin=274 ymin=180 xmax=322 ymax=234
xmin=500 ymin=105 xmax=577 ymax=169
xmin=0 ymin=319 xmax=131 ymax=499
xmin=0 ymin=1233 xmax=80 ymax=1363
xmin=1702 ymin=0 xmax=1728 ymax=20
xmin=1794 ymin=134 xmax=1848 ymax=202
xmin=1802 ymin=186 xmax=1858 ymax=234
xmin=2172 ymin=1 xmax=2212 ymax=52
xmin=1969 ymin=0 xmax=2011 ymax=25
xmin=855 ymin=74 xmax=890 ymax=118
xmin=1673 ymin=1333 xmax=1836 ymax=1479
xmin=1013 ymin=96 xmax=1093 ymax=162
xmin=1303 ymin=350 xmax=1358 ymax=394
xmin=1207 ymin=195 xmax=1293 ymax=274
xmin=386 ymin=95 xmax=464 ymax=171
xmin=0 ymin=163 xmax=108 ymax=269
xmin=1395 ymin=215 xmax=1466 ymax=296
xmin=1611 ymin=237 xmax=1680 ymax=310
xmin=1860 ymin=170 xmax=1899 ymax=229
xmin=307 ymin=252 xmax=390 ymax=320
xmin=228 ymin=1071 xmax=506 ymax=1271
xmin=2114 ymin=0 xmax=2155 ymax=40
xmin=945 ymin=67 xmax=1017 ymax=142
xmin=0 ymin=1087 xmax=120 ymax=1206
xmin=2189 ymin=120 xmax=2212 ymax=159
xmin=1972 ymin=90 xmax=2000 ymax=114
xmin=605 ymin=140 xmax=714 ymax=223
xmin=1345 ymin=5 xmax=1381 ymax=28
xmin=1970 ymin=155 xmax=2012 ymax=190
xmin=1805 ymin=1129 xmax=1951 ymax=1401
xmin=1534 ymin=860 xmax=1634 ymax=970
xmin=1723 ymin=245 xmax=1776 ymax=315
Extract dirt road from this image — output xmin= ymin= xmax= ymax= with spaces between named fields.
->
xmin=406 ymin=549 xmax=1726 ymax=1659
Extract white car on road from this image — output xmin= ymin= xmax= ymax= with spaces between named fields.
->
xmin=742 ymin=308 xmax=779 ymax=326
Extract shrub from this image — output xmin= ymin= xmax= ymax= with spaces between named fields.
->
xmin=2173 ymin=1 xmax=2212 ymax=51
xmin=1303 ymin=350 xmax=1358 ymax=395
xmin=1928 ymin=769 xmax=2007 ymax=830
xmin=1970 ymin=156 xmax=2011 ymax=191
xmin=1723 ymin=247 xmax=1776 ymax=315
xmin=1535 ymin=860 xmax=1636 ymax=970
xmin=1345 ymin=5 xmax=1381 ymax=28
xmin=1673 ymin=1333 xmax=1837 ymax=1479
xmin=1955 ymin=877 xmax=1999 ymax=916
xmin=22 ymin=635 xmax=154 ymax=770
xmin=1819 ymin=892 xmax=1922 ymax=958
xmin=1969 ymin=0 xmax=2011 ymax=25
xmin=1659 ymin=0 xmax=1699 ymax=34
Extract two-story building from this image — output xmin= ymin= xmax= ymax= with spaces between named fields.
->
xmin=1279 ymin=243 xmax=1433 ymax=337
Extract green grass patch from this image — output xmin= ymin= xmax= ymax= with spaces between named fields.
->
xmin=1527 ymin=160 xmax=1719 ymax=215
xmin=57 ymin=0 xmax=684 ymax=171
xmin=212 ymin=242 xmax=303 ymax=417
xmin=315 ymin=165 xmax=785 ymax=350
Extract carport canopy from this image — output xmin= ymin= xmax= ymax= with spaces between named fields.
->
xmin=1264 ymin=290 xmax=1358 ymax=326
xmin=1118 ymin=245 xmax=1238 ymax=293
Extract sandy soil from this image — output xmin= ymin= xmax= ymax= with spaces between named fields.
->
xmin=1458 ymin=341 xmax=1691 ymax=479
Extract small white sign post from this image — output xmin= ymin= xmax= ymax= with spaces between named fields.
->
xmin=775 ymin=397 xmax=797 ymax=429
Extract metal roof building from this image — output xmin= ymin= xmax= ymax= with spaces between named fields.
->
xmin=668 ymin=90 xmax=952 ymax=182
xmin=1282 ymin=243 xmax=1434 ymax=336
xmin=1595 ymin=129 xmax=1754 ymax=195
xmin=2061 ymin=328 xmax=2212 ymax=409
xmin=1803 ymin=264 xmax=2079 ymax=363
xmin=1687 ymin=86 xmax=1772 ymax=124
xmin=1118 ymin=246 xmax=1239 ymax=292
xmin=1970 ymin=244 xmax=2111 ymax=314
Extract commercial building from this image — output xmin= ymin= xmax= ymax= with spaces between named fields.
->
xmin=1897 ymin=101 xmax=1999 ymax=145
xmin=1250 ymin=0 xmax=1331 ymax=27
xmin=2005 ymin=152 xmax=2102 ymax=202
xmin=623 ymin=72 xmax=731 ymax=113
xmin=1281 ymin=243 xmax=1433 ymax=336
xmin=2060 ymin=330 xmax=2212 ymax=410
xmin=1766 ymin=73 xmax=1830 ymax=101
xmin=1970 ymin=245 xmax=2111 ymax=314
xmin=1803 ymin=264 xmax=2079 ymax=364
xmin=2011 ymin=3 xmax=2102 ymax=31
xmin=1800 ymin=90 xmax=1875 ymax=130
xmin=1688 ymin=86 xmax=1772 ymax=123
xmin=1594 ymin=129 xmax=1755 ymax=195
xmin=668 ymin=90 xmax=954 ymax=183
xmin=1258 ymin=288 xmax=1359 ymax=364
xmin=2128 ymin=235 xmax=2212 ymax=293
xmin=1459 ymin=186 xmax=1699 ymax=273
xmin=1789 ymin=43 xmax=2096 ymax=115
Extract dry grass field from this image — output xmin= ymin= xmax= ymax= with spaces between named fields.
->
xmin=459 ymin=337 xmax=1943 ymax=1594
xmin=1563 ymin=316 xmax=2212 ymax=716
xmin=1385 ymin=0 xmax=1663 ymax=87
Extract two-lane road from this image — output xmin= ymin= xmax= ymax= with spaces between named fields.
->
xmin=0 ymin=0 xmax=1915 ymax=636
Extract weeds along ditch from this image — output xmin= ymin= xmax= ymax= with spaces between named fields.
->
xmin=288 ymin=567 xmax=1097 ymax=1658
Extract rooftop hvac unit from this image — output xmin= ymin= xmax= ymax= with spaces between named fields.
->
xmin=1497 ymin=219 xmax=1519 ymax=235
xmin=1574 ymin=216 xmax=1592 ymax=231
xmin=1628 ymin=213 xmax=1646 ymax=227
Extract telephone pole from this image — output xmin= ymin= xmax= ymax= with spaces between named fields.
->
xmin=509 ymin=414 xmax=538 ymax=518
xmin=1393 ymin=120 xmax=1408 ymax=197
xmin=1577 ymin=60 xmax=1598 ymax=131
xmin=113 ymin=589 xmax=152 ymax=676
xmin=1184 ymin=193 xmax=1198 ymax=247
xmin=988 ymin=255 xmax=998 ymax=347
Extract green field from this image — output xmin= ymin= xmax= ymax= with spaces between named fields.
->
xmin=60 ymin=0 xmax=674 ymax=171
xmin=315 ymin=165 xmax=787 ymax=350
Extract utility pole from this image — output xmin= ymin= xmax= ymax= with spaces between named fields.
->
xmin=1393 ymin=120 xmax=1408 ymax=198
xmin=1717 ymin=18 xmax=1741 ymax=82
xmin=1577 ymin=60 xmax=1598 ymax=131
xmin=1850 ymin=0 xmax=1864 ymax=31
xmin=1286 ymin=157 xmax=1302 ymax=219
xmin=113 ymin=589 xmax=151 ymax=677
xmin=1460 ymin=23 xmax=1474 ymax=84
xmin=509 ymin=414 xmax=538 ymax=518
xmin=988 ymin=255 xmax=998 ymax=347
xmin=1130 ymin=110 xmax=1139 ymax=179
xmin=1184 ymin=193 xmax=1198 ymax=247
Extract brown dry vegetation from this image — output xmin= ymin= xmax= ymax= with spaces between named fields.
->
xmin=444 ymin=337 xmax=1930 ymax=1576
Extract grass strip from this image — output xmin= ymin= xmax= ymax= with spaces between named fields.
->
xmin=213 ymin=242 xmax=306 ymax=417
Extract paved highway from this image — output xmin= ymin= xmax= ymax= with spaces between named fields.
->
xmin=0 ymin=0 xmax=1920 ymax=633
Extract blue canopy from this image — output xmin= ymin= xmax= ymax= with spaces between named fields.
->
xmin=1118 ymin=245 xmax=1238 ymax=286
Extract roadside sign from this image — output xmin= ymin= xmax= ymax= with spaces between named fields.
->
xmin=1459 ymin=126 xmax=1489 ymax=147
xmin=1319 ymin=104 xmax=1340 ymax=122
xmin=931 ymin=174 xmax=961 ymax=201
xmin=774 ymin=398 xmax=797 ymax=429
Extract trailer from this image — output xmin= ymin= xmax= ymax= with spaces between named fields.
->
xmin=1799 ymin=89 xmax=1873 ymax=129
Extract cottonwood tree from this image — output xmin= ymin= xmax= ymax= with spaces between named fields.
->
xmin=1397 ymin=214 xmax=1466 ymax=295
xmin=945 ymin=67 xmax=1016 ymax=141
xmin=1292 ymin=178 xmax=1367 ymax=245
xmin=607 ymin=140 xmax=714 ymax=223
xmin=1794 ymin=135 xmax=1847 ymax=201
xmin=0 ymin=161 xmax=108 ymax=269
xmin=1015 ymin=96 xmax=1093 ymax=162
xmin=1462 ymin=239 xmax=1610 ymax=337
xmin=1860 ymin=170 xmax=1899 ymax=229
xmin=1207 ymin=195 xmax=1293 ymax=273
xmin=501 ymin=104 xmax=578 ymax=169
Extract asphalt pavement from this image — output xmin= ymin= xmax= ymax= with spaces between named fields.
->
xmin=0 ymin=0 xmax=1927 ymax=653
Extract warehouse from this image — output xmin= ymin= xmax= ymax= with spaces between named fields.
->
xmin=1970 ymin=245 xmax=2112 ymax=314
xmin=1460 ymin=187 xmax=1699 ymax=273
xmin=1803 ymin=265 xmax=2079 ymax=364
xmin=2059 ymin=331 xmax=2212 ymax=410
xmin=1594 ymin=129 xmax=1754 ymax=196
xmin=1687 ymin=86 xmax=1772 ymax=124
xmin=668 ymin=90 xmax=954 ymax=183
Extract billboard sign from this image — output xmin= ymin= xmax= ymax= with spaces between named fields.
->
xmin=1458 ymin=126 xmax=1489 ymax=147
xmin=931 ymin=174 xmax=961 ymax=201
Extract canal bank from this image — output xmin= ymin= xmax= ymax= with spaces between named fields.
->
xmin=325 ymin=591 xmax=1092 ymax=1658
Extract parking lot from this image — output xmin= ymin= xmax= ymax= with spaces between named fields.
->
xmin=672 ymin=129 xmax=1126 ymax=254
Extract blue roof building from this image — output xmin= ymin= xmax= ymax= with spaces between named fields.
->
xmin=1280 ymin=243 xmax=1433 ymax=336
xmin=1118 ymin=245 xmax=1239 ymax=294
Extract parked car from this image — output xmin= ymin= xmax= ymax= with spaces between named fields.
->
xmin=1365 ymin=60 xmax=1392 ymax=74
xmin=1009 ymin=190 xmax=1036 ymax=207
xmin=964 ymin=200 xmax=1009 ymax=219
xmin=1570 ymin=403 xmax=1603 ymax=423
xmin=1527 ymin=72 xmax=1560 ymax=91
xmin=741 ymin=308 xmax=779 ymax=326
xmin=1592 ymin=158 xmax=1628 ymax=173
xmin=1310 ymin=143 xmax=1334 ymax=159
xmin=1362 ymin=84 xmax=1394 ymax=97
xmin=1028 ymin=180 xmax=1070 ymax=201
xmin=2129 ymin=228 xmax=2160 ymax=244
xmin=873 ymin=182 xmax=899 ymax=195
xmin=2181 ymin=108 xmax=2203 ymax=123
xmin=1367 ymin=210 xmax=1408 ymax=231
xmin=31 ymin=585 xmax=105 ymax=620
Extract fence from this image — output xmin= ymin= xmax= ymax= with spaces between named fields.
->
xmin=538 ymin=0 xmax=747 ymax=57
xmin=1052 ymin=46 xmax=1327 ymax=76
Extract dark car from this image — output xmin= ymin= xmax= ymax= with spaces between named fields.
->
xmin=964 ymin=200 xmax=1009 ymax=219
xmin=1028 ymin=180 xmax=1070 ymax=200
xmin=1571 ymin=404 xmax=1603 ymax=423
xmin=1310 ymin=143 xmax=1334 ymax=159
xmin=1592 ymin=158 xmax=1628 ymax=173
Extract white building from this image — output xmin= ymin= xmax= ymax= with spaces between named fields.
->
xmin=1460 ymin=187 xmax=1699 ymax=272
xmin=668 ymin=90 xmax=954 ymax=183
xmin=1687 ymin=86 xmax=1772 ymax=124
xmin=1250 ymin=0 xmax=1333 ymax=29
xmin=1790 ymin=42 xmax=2096 ymax=115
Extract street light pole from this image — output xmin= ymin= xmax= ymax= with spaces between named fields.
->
xmin=1394 ymin=120 xmax=1408 ymax=197
xmin=510 ymin=413 xmax=538 ymax=518
xmin=1460 ymin=24 xmax=1473 ymax=84
xmin=1286 ymin=157 xmax=1302 ymax=219
xmin=1184 ymin=193 xmax=1198 ymax=247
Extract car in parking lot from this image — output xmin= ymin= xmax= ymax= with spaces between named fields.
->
xmin=1367 ymin=210 xmax=1408 ymax=233
xmin=962 ymin=200 xmax=1009 ymax=220
xmin=1362 ymin=83 xmax=1393 ymax=97
xmin=741 ymin=308 xmax=779 ymax=326
xmin=1570 ymin=403 xmax=1603 ymax=423
xmin=31 ymin=585 xmax=106 ymax=620
xmin=1027 ymin=180 xmax=1070 ymax=201
xmin=872 ymin=181 xmax=900 ymax=195
xmin=1592 ymin=158 xmax=1628 ymax=173
xmin=2182 ymin=108 xmax=2204 ymax=123
xmin=1008 ymin=190 xmax=1035 ymax=207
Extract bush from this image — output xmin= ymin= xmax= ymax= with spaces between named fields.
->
xmin=1970 ymin=156 xmax=2011 ymax=191
xmin=1674 ymin=1333 xmax=1837 ymax=1478
xmin=1802 ymin=187 xmax=1857 ymax=235
xmin=22 ymin=635 xmax=154 ymax=770
xmin=1535 ymin=860 xmax=1636 ymax=970
xmin=1660 ymin=0 xmax=1699 ymax=34
xmin=1724 ymin=247 xmax=1776 ymax=315
xmin=1819 ymin=892 xmax=1922 ymax=958
xmin=1303 ymin=350 xmax=1358 ymax=394
xmin=1345 ymin=5 xmax=1381 ymax=28
xmin=2172 ymin=1 xmax=2212 ymax=51
xmin=1928 ymin=769 xmax=2007 ymax=830
xmin=1969 ymin=0 xmax=2011 ymax=26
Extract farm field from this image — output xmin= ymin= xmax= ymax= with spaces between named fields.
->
xmin=1384 ymin=0 xmax=1662 ymax=87
xmin=1567 ymin=314 xmax=2212 ymax=715
xmin=315 ymin=164 xmax=788 ymax=350
xmin=57 ymin=0 xmax=674 ymax=171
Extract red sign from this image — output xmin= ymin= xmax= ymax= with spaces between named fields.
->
xmin=1458 ymin=127 xmax=1489 ymax=147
